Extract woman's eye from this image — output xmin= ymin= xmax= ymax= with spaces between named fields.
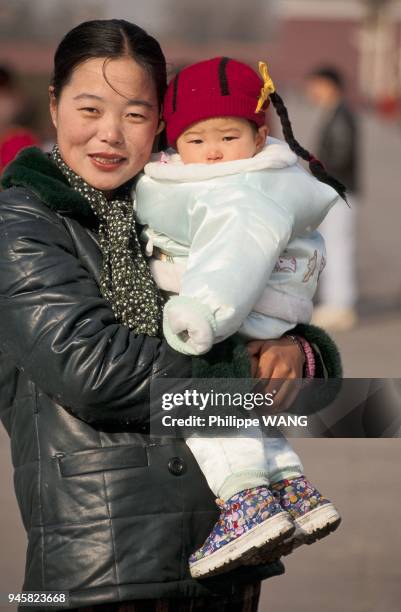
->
xmin=79 ymin=107 xmax=99 ymax=114
xmin=127 ymin=112 xmax=146 ymax=121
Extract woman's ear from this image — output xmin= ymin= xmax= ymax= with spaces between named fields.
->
xmin=255 ymin=125 xmax=269 ymax=153
xmin=49 ymin=86 xmax=58 ymax=129
xmin=156 ymin=119 xmax=165 ymax=136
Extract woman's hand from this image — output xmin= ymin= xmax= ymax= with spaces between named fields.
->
xmin=247 ymin=336 xmax=305 ymax=412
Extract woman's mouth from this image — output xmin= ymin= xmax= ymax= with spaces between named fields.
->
xmin=89 ymin=153 xmax=127 ymax=171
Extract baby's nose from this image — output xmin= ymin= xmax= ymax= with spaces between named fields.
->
xmin=207 ymin=148 xmax=223 ymax=162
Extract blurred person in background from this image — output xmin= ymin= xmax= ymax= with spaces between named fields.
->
xmin=0 ymin=65 xmax=39 ymax=174
xmin=306 ymin=67 xmax=360 ymax=331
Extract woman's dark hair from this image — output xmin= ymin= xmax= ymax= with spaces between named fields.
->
xmin=269 ymin=91 xmax=347 ymax=202
xmin=51 ymin=19 xmax=167 ymax=110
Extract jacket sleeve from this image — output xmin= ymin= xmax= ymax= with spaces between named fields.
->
xmin=0 ymin=197 xmax=191 ymax=425
xmin=288 ymin=323 xmax=343 ymax=414
xmin=163 ymin=185 xmax=293 ymax=354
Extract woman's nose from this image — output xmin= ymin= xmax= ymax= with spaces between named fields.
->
xmin=98 ymin=116 xmax=124 ymax=146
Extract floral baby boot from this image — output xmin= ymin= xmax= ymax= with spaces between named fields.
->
xmin=189 ymin=485 xmax=295 ymax=578
xmin=265 ymin=475 xmax=342 ymax=562
xmin=246 ymin=476 xmax=341 ymax=564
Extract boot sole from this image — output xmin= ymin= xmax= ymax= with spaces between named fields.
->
xmin=189 ymin=512 xmax=295 ymax=579
xmin=247 ymin=503 xmax=341 ymax=564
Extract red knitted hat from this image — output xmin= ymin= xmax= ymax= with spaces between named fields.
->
xmin=163 ymin=57 xmax=268 ymax=147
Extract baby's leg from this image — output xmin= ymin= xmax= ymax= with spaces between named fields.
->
xmin=186 ymin=434 xmax=268 ymax=500
xmin=262 ymin=429 xmax=304 ymax=484
xmin=246 ymin=432 xmax=341 ymax=563
xmin=185 ymin=434 xmax=294 ymax=578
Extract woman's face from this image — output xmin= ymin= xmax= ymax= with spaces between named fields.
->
xmin=50 ymin=56 xmax=162 ymax=191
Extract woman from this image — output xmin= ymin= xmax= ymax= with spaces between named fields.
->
xmin=0 ymin=20 xmax=340 ymax=612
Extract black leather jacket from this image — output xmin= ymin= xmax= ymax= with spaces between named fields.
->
xmin=0 ymin=149 xmax=285 ymax=610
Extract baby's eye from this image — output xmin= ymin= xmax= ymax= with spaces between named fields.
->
xmin=222 ymin=136 xmax=239 ymax=142
xmin=189 ymin=139 xmax=203 ymax=144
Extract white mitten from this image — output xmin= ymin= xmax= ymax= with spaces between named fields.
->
xmin=163 ymin=296 xmax=217 ymax=355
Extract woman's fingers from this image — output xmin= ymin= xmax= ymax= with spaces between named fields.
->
xmin=250 ymin=355 xmax=259 ymax=378
xmin=247 ymin=340 xmax=269 ymax=378
xmin=246 ymin=340 xmax=265 ymax=357
xmin=247 ymin=337 xmax=306 ymax=411
xmin=257 ymin=338 xmax=305 ymax=379
xmin=257 ymin=372 xmax=301 ymax=413
xmin=270 ymin=378 xmax=301 ymax=413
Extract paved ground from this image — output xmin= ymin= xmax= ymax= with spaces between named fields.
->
xmin=260 ymin=438 xmax=401 ymax=612
xmin=330 ymin=311 xmax=401 ymax=378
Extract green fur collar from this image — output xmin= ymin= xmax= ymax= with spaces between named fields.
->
xmin=1 ymin=146 xmax=98 ymax=228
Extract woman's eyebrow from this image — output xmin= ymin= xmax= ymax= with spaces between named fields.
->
xmin=73 ymin=93 xmax=154 ymax=109
xmin=73 ymin=93 xmax=103 ymax=101
xmin=125 ymin=99 xmax=155 ymax=109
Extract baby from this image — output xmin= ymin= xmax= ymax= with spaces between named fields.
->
xmin=135 ymin=57 xmax=342 ymax=579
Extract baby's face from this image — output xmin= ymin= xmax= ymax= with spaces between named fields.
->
xmin=176 ymin=117 xmax=268 ymax=164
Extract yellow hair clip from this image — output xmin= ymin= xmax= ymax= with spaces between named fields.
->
xmin=255 ymin=61 xmax=276 ymax=113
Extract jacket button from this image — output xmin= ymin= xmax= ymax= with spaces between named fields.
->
xmin=168 ymin=456 xmax=186 ymax=476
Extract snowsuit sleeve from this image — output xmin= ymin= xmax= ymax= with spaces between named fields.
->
xmin=163 ymin=185 xmax=294 ymax=354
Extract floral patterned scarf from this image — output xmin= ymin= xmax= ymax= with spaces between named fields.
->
xmin=52 ymin=145 xmax=163 ymax=336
